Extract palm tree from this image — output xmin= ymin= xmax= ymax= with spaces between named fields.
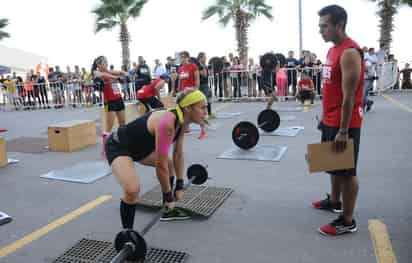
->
xmin=370 ymin=0 xmax=412 ymax=53
xmin=92 ymin=0 xmax=148 ymax=69
xmin=202 ymin=0 xmax=273 ymax=65
xmin=0 ymin=18 xmax=10 ymax=41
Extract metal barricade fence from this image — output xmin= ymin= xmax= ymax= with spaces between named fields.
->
xmin=2 ymin=62 xmax=403 ymax=111
xmin=208 ymin=66 xmax=323 ymax=101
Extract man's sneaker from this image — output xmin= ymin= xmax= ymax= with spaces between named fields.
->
xmin=318 ymin=215 xmax=357 ymax=236
xmin=312 ymin=194 xmax=342 ymax=213
xmin=160 ymin=207 xmax=191 ymax=221
xmin=208 ymin=114 xmax=217 ymax=120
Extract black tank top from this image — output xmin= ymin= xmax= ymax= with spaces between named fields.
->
xmin=117 ymin=110 xmax=182 ymax=160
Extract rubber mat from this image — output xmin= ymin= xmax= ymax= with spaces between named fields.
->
xmin=51 ymin=238 xmax=189 ymax=263
xmin=137 ymin=185 xmax=233 ymax=217
xmin=40 ymin=161 xmax=111 ymax=184
xmin=218 ymin=145 xmax=288 ymax=162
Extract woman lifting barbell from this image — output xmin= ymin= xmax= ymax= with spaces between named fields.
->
xmin=105 ymin=88 xmax=208 ymax=228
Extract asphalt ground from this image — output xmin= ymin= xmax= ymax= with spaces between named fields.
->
xmin=0 ymin=92 xmax=411 ymax=263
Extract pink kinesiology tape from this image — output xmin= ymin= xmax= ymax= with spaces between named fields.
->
xmin=157 ymin=113 xmax=175 ymax=156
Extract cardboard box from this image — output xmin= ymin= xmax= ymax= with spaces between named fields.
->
xmin=48 ymin=120 xmax=97 ymax=152
xmin=0 ymin=138 xmax=7 ymax=167
xmin=101 ymin=102 xmax=142 ymax=132
xmin=306 ymin=139 xmax=355 ymax=173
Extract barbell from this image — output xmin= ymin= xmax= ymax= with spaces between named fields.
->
xmin=110 ymin=164 xmax=208 ymax=263
xmin=232 ymin=109 xmax=281 ymax=150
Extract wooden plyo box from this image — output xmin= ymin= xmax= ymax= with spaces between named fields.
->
xmin=101 ymin=102 xmax=142 ymax=132
xmin=306 ymin=140 xmax=355 ymax=173
xmin=0 ymin=138 xmax=7 ymax=167
xmin=48 ymin=120 xmax=97 ymax=152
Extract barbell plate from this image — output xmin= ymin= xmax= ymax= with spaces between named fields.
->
xmin=187 ymin=164 xmax=208 ymax=185
xmin=114 ymin=229 xmax=147 ymax=262
xmin=232 ymin=121 xmax=259 ymax=150
xmin=258 ymin=109 xmax=280 ymax=132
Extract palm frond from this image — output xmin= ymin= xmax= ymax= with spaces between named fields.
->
xmin=218 ymin=13 xmax=233 ymax=26
xmin=95 ymin=19 xmax=118 ymax=33
xmin=92 ymin=5 xmax=119 ymax=22
xmin=0 ymin=31 xmax=10 ymax=40
xmin=129 ymin=0 xmax=148 ymax=18
xmin=400 ymin=0 xmax=412 ymax=6
xmin=0 ymin=18 xmax=10 ymax=40
xmin=202 ymin=5 xmax=224 ymax=20
xmin=0 ymin=18 xmax=9 ymax=28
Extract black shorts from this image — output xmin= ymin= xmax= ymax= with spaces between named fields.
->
xmin=105 ymin=133 xmax=149 ymax=165
xmin=320 ymin=124 xmax=361 ymax=176
xmin=138 ymin=97 xmax=164 ymax=109
xmin=104 ymin=98 xmax=125 ymax=112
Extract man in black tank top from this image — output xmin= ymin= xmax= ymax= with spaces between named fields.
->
xmin=105 ymin=89 xmax=208 ymax=225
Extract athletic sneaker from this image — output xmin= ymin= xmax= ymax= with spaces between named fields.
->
xmin=198 ymin=130 xmax=207 ymax=140
xmin=160 ymin=207 xmax=191 ymax=221
xmin=208 ymin=114 xmax=217 ymax=120
xmin=312 ymin=194 xmax=342 ymax=213
xmin=318 ymin=215 xmax=357 ymax=236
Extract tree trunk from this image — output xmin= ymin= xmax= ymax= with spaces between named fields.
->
xmin=119 ymin=22 xmax=130 ymax=70
xmin=235 ymin=10 xmax=249 ymax=66
xmin=378 ymin=0 xmax=397 ymax=53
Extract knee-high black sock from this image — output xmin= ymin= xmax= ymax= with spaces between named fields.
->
xmin=120 ymin=200 xmax=137 ymax=229
xmin=169 ymin=176 xmax=175 ymax=190
xmin=207 ymin=103 xmax=212 ymax=115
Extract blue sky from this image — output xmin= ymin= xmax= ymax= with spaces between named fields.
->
xmin=1 ymin=0 xmax=411 ymax=69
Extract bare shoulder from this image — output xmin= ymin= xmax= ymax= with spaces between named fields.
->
xmin=341 ymin=48 xmax=362 ymax=63
xmin=148 ymin=110 xmax=176 ymax=133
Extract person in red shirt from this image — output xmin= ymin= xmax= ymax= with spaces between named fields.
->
xmin=178 ymin=51 xmax=208 ymax=138
xmin=92 ymin=56 xmax=128 ymax=158
xmin=137 ymin=73 xmax=171 ymax=112
xmin=312 ymin=5 xmax=364 ymax=236
xmin=177 ymin=51 xmax=200 ymax=92
xmin=296 ymin=71 xmax=315 ymax=104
